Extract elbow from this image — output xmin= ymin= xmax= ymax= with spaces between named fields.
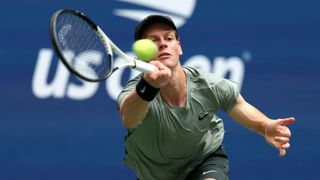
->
xmin=120 ymin=109 xmax=140 ymax=129
xmin=121 ymin=115 xmax=138 ymax=129
xmin=119 ymin=102 xmax=133 ymax=128
xmin=119 ymin=95 xmax=147 ymax=129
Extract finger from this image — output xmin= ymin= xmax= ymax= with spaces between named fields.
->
xmin=149 ymin=61 xmax=164 ymax=69
xmin=277 ymin=117 xmax=295 ymax=126
xmin=282 ymin=143 xmax=290 ymax=149
xmin=274 ymin=136 xmax=289 ymax=143
xmin=157 ymin=63 xmax=166 ymax=70
xmin=144 ymin=69 xmax=160 ymax=81
xmin=279 ymin=148 xmax=286 ymax=157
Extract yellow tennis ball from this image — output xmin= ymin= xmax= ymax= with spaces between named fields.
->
xmin=132 ymin=39 xmax=157 ymax=61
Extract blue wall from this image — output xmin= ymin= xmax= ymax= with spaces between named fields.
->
xmin=0 ymin=0 xmax=319 ymax=179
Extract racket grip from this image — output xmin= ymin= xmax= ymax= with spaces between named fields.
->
xmin=134 ymin=60 xmax=156 ymax=73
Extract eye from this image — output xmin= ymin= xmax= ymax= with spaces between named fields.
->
xmin=166 ymin=36 xmax=174 ymax=41
xmin=146 ymin=38 xmax=158 ymax=45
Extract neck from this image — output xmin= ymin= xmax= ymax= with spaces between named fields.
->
xmin=160 ymin=66 xmax=187 ymax=107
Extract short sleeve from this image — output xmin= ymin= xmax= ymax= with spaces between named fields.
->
xmin=213 ymin=78 xmax=240 ymax=113
xmin=116 ymin=74 xmax=142 ymax=109
xmin=183 ymin=67 xmax=240 ymax=113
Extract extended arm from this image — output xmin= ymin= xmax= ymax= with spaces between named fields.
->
xmin=119 ymin=90 xmax=150 ymax=128
xmin=119 ymin=61 xmax=171 ymax=128
xmin=228 ymin=95 xmax=295 ymax=157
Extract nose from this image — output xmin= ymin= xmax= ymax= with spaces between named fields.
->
xmin=158 ymin=38 xmax=167 ymax=50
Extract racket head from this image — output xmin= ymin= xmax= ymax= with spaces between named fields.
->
xmin=50 ymin=9 xmax=113 ymax=82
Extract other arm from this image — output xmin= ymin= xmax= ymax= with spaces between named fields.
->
xmin=228 ymin=95 xmax=295 ymax=157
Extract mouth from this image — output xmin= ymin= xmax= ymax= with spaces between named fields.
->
xmin=158 ymin=52 xmax=171 ymax=59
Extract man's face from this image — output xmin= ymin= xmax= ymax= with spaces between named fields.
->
xmin=142 ymin=23 xmax=183 ymax=69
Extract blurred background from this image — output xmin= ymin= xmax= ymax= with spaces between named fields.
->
xmin=0 ymin=0 xmax=319 ymax=179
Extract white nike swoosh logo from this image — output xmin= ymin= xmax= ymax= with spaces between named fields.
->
xmin=140 ymin=86 xmax=146 ymax=93
xmin=202 ymin=170 xmax=217 ymax=175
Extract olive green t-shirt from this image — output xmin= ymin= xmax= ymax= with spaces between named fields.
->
xmin=117 ymin=67 xmax=239 ymax=180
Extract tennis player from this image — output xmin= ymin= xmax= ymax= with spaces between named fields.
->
xmin=117 ymin=15 xmax=295 ymax=180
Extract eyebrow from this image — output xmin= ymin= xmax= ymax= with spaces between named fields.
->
xmin=144 ymin=31 xmax=177 ymax=39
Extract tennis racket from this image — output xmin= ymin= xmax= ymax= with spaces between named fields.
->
xmin=50 ymin=9 xmax=156 ymax=82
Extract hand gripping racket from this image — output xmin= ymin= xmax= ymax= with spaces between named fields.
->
xmin=50 ymin=9 xmax=156 ymax=82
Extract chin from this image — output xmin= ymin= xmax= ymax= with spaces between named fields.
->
xmin=161 ymin=61 xmax=175 ymax=68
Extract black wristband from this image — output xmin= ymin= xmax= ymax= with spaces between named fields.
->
xmin=136 ymin=77 xmax=160 ymax=101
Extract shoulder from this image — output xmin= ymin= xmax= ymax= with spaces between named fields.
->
xmin=184 ymin=66 xmax=239 ymax=93
xmin=184 ymin=66 xmax=227 ymax=85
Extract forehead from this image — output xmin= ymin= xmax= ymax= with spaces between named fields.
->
xmin=143 ymin=22 xmax=176 ymax=36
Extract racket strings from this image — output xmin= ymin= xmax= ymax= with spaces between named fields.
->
xmin=55 ymin=12 xmax=112 ymax=80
